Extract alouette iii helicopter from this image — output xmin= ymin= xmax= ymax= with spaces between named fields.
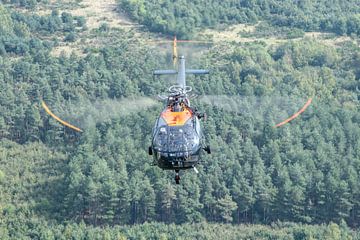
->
xmin=149 ymin=37 xmax=211 ymax=184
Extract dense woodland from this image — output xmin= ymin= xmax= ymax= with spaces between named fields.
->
xmin=0 ymin=1 xmax=360 ymax=239
xmin=119 ymin=0 xmax=360 ymax=38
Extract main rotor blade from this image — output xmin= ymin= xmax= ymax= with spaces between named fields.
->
xmin=275 ymin=98 xmax=313 ymax=128
xmin=42 ymin=101 xmax=83 ymax=132
xmin=148 ymin=40 xmax=212 ymax=44
xmin=197 ymin=94 xmax=313 ymax=127
xmin=47 ymin=97 xmax=160 ymax=131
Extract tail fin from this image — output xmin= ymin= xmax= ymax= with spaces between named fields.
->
xmin=173 ymin=36 xmax=178 ymax=67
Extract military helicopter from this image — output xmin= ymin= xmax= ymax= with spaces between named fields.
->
xmin=149 ymin=37 xmax=211 ymax=184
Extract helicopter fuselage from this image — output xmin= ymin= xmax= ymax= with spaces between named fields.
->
xmin=150 ymin=54 xmax=210 ymax=183
xmin=151 ymin=101 xmax=203 ymax=170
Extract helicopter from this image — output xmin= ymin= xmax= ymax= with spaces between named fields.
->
xmin=149 ymin=37 xmax=211 ymax=184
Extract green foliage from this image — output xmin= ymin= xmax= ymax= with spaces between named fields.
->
xmin=119 ymin=0 xmax=360 ymax=38
xmin=0 ymin=5 xmax=13 ymax=34
xmin=0 ymin=1 xmax=360 ymax=238
xmin=64 ymin=32 xmax=77 ymax=42
xmin=0 ymin=220 xmax=358 ymax=239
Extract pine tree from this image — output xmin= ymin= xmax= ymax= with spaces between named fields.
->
xmin=216 ymin=194 xmax=238 ymax=223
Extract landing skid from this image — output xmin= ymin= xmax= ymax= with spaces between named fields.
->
xmin=175 ymin=170 xmax=180 ymax=184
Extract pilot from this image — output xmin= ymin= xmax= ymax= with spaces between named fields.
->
xmin=172 ymin=97 xmax=182 ymax=112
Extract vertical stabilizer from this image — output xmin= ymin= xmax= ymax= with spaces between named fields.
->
xmin=173 ymin=36 xmax=178 ymax=67
xmin=177 ymin=56 xmax=186 ymax=89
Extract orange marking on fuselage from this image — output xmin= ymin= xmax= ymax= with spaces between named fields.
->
xmin=161 ymin=107 xmax=193 ymax=126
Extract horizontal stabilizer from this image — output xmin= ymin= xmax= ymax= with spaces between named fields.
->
xmin=186 ymin=69 xmax=209 ymax=75
xmin=153 ymin=70 xmax=178 ymax=75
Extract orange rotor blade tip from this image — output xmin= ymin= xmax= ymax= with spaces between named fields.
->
xmin=274 ymin=97 xmax=313 ymax=128
xmin=41 ymin=100 xmax=83 ymax=132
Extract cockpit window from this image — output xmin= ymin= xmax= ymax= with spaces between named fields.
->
xmin=194 ymin=118 xmax=201 ymax=135
xmin=153 ymin=118 xmax=200 ymax=153
xmin=153 ymin=117 xmax=166 ymax=136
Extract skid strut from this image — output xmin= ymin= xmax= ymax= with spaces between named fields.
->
xmin=175 ymin=170 xmax=180 ymax=184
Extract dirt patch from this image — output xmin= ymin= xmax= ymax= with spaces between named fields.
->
xmin=201 ymin=24 xmax=357 ymax=47
xmin=51 ymin=43 xmax=83 ymax=57
xmin=201 ymin=23 xmax=256 ymax=43
xmin=48 ymin=0 xmax=142 ymax=56
xmin=200 ymin=23 xmax=288 ymax=46
xmin=304 ymin=32 xmax=356 ymax=47
xmin=69 ymin=0 xmax=139 ymax=29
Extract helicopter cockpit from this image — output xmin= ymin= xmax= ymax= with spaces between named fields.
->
xmin=152 ymin=116 xmax=201 ymax=169
xmin=153 ymin=116 xmax=200 ymax=150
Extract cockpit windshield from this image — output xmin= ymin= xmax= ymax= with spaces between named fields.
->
xmin=153 ymin=118 xmax=200 ymax=153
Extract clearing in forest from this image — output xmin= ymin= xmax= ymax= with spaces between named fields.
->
xmin=201 ymin=24 xmax=358 ymax=47
xmin=47 ymin=0 xmax=141 ymax=56
xmin=68 ymin=0 xmax=138 ymax=29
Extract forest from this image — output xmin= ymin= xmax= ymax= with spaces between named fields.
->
xmin=0 ymin=0 xmax=360 ymax=239
xmin=119 ymin=0 xmax=360 ymax=38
